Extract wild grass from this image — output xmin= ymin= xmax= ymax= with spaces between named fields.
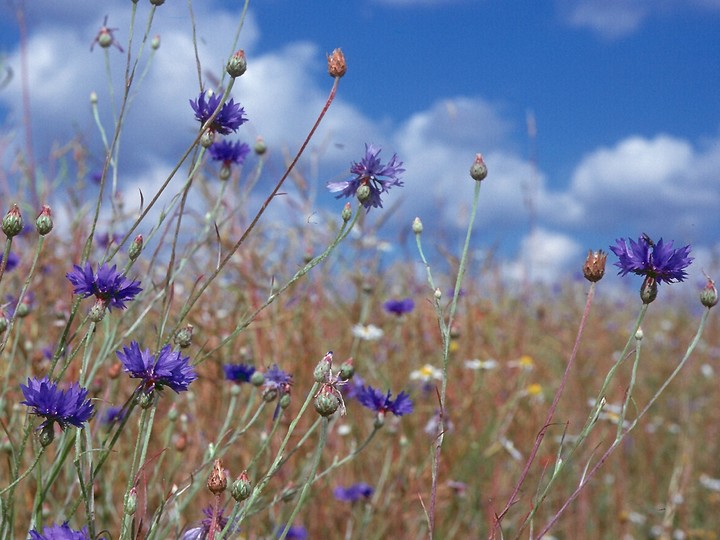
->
xmin=1 ymin=3 xmax=718 ymax=540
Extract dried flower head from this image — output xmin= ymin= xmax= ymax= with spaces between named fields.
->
xmin=583 ymin=250 xmax=607 ymax=282
xmin=327 ymin=48 xmax=347 ymax=78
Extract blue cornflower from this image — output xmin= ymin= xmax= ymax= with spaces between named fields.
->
xmin=0 ymin=252 xmax=19 ymax=271
xmin=20 ymin=377 xmax=94 ymax=431
xmin=334 ymin=482 xmax=374 ymax=502
xmin=180 ymin=506 xmax=236 ymax=540
xmin=66 ymin=262 xmax=142 ymax=311
xmin=264 ymin=364 xmax=293 ymax=391
xmin=356 ymin=386 xmax=413 ymax=417
xmin=327 ymin=144 xmax=404 ymax=211
xmin=383 ymin=297 xmax=415 ymax=316
xmin=102 ymin=406 xmax=126 ymax=427
xmin=190 ymin=91 xmax=248 ymax=135
xmin=342 ymin=375 xmax=365 ymax=400
xmin=117 ymin=341 xmax=197 ymax=394
xmin=224 ymin=363 xmax=256 ymax=384
xmin=97 ymin=232 xmax=123 ymax=250
xmin=275 ymin=524 xmax=308 ymax=539
xmin=29 ymin=523 xmax=92 ymax=540
xmin=610 ymin=235 xmax=692 ymax=285
xmin=209 ymin=140 xmax=250 ymax=166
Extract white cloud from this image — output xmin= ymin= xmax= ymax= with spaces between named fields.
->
xmin=501 ymin=228 xmax=583 ymax=283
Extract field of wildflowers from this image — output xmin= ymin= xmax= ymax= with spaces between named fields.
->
xmin=1 ymin=3 xmax=719 ymax=540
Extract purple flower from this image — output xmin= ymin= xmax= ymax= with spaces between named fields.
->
xmin=20 ymin=377 xmax=94 ymax=431
xmin=224 ymin=363 xmax=256 ymax=384
xmin=610 ymin=235 xmax=693 ymax=285
xmin=209 ymin=140 xmax=250 ymax=166
xmin=190 ymin=91 xmax=248 ymax=135
xmin=180 ymin=506 xmax=236 ymax=540
xmin=334 ymin=482 xmax=374 ymax=502
xmin=117 ymin=341 xmax=197 ymax=394
xmin=356 ymin=386 xmax=413 ymax=417
xmin=102 ymin=406 xmax=126 ymax=427
xmin=275 ymin=524 xmax=308 ymax=539
xmin=264 ymin=364 xmax=293 ymax=391
xmin=383 ymin=297 xmax=414 ymax=316
xmin=97 ymin=232 xmax=123 ymax=250
xmin=66 ymin=262 xmax=142 ymax=311
xmin=29 ymin=523 xmax=92 ymax=540
xmin=0 ymin=252 xmax=19 ymax=272
xmin=327 ymin=144 xmax=404 ymax=211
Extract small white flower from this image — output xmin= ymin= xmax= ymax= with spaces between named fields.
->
xmin=410 ymin=363 xmax=442 ymax=382
xmin=352 ymin=323 xmax=384 ymax=341
xmin=464 ymin=358 xmax=498 ymax=370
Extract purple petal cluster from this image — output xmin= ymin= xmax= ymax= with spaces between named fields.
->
xmin=117 ymin=341 xmax=197 ymax=394
xmin=334 ymin=482 xmax=374 ymax=502
xmin=356 ymin=386 xmax=413 ymax=417
xmin=275 ymin=525 xmax=308 ymax=539
xmin=180 ymin=506 xmax=235 ymax=540
xmin=20 ymin=377 xmax=94 ymax=431
xmin=383 ymin=297 xmax=415 ymax=316
xmin=0 ymin=252 xmax=19 ymax=272
xmin=66 ymin=262 xmax=142 ymax=310
xmin=29 ymin=523 xmax=92 ymax=540
xmin=190 ymin=91 xmax=248 ymax=135
xmin=223 ymin=363 xmax=256 ymax=384
xmin=264 ymin=364 xmax=293 ymax=390
xmin=209 ymin=140 xmax=250 ymax=166
xmin=610 ymin=236 xmax=692 ymax=285
xmin=327 ymin=144 xmax=404 ymax=211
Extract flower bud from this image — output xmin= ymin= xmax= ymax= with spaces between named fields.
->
xmin=207 ymin=459 xmax=227 ymax=495
xmin=124 ymin=488 xmax=138 ymax=515
xmin=635 ymin=327 xmax=644 ymax=341
xmin=640 ymin=276 xmax=657 ymax=304
xmin=280 ymin=393 xmax=291 ymax=409
xmin=128 ymin=234 xmax=143 ymax=261
xmin=583 ymin=250 xmax=607 ymax=282
xmin=231 ymin=471 xmax=252 ymax=502
xmin=98 ymin=29 xmax=113 ymax=49
xmin=138 ymin=390 xmax=155 ymax=409
xmin=341 ymin=202 xmax=352 ymax=222
xmin=254 ymin=136 xmax=267 ymax=155
xmin=262 ymin=387 xmax=278 ymax=402
xmin=469 ymin=153 xmax=488 ymax=182
xmin=88 ymin=300 xmax=107 ymax=323
xmin=39 ymin=424 xmax=55 ymax=447
xmin=250 ymin=371 xmax=265 ymax=387
xmin=35 ymin=205 xmax=53 ymax=236
xmin=219 ymin=164 xmax=232 ymax=181
xmin=339 ymin=358 xmax=354 ymax=381
xmin=90 ymin=91 xmax=98 ymax=105
xmin=200 ymin=131 xmax=215 ymax=148
xmin=314 ymin=387 xmax=340 ymax=417
xmin=149 ymin=0 xmax=165 ymax=5
xmin=434 ymin=288 xmax=442 ymax=300
xmin=700 ymin=278 xmax=718 ymax=308
xmin=327 ymin=48 xmax=346 ymax=78
xmin=356 ymin=184 xmax=371 ymax=203
xmin=151 ymin=35 xmax=161 ymax=50
xmin=2 ymin=204 xmax=23 ymax=238
xmin=313 ymin=351 xmax=333 ymax=383
xmin=226 ymin=50 xmax=247 ymax=78
xmin=412 ymin=217 xmax=423 ymax=234
xmin=174 ymin=324 xmax=193 ymax=348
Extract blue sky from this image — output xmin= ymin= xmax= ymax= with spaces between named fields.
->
xmin=0 ymin=0 xmax=718 ymax=288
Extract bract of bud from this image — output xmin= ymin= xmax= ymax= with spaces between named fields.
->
xmin=207 ymin=459 xmax=227 ymax=495
xmin=470 ymin=153 xmax=488 ymax=182
xmin=128 ymin=234 xmax=143 ymax=261
xmin=254 ymin=136 xmax=267 ymax=155
xmin=151 ymin=35 xmax=161 ymax=50
xmin=250 ymin=371 xmax=265 ymax=387
xmin=149 ymin=0 xmax=165 ymax=5
xmin=700 ymin=278 xmax=718 ymax=308
xmin=15 ymin=301 xmax=30 ymax=318
xmin=339 ymin=359 xmax=354 ymax=381
xmin=138 ymin=390 xmax=155 ymax=409
xmin=280 ymin=393 xmax=291 ymax=409
xmin=635 ymin=327 xmax=644 ymax=341
xmin=226 ymin=50 xmax=247 ymax=78
xmin=412 ymin=217 xmax=423 ymax=234
xmin=174 ymin=324 xmax=193 ymax=348
xmin=583 ymin=250 xmax=607 ymax=282
xmin=124 ymin=488 xmax=138 ymax=515
xmin=39 ymin=424 xmax=55 ymax=447
xmin=88 ymin=300 xmax=107 ymax=323
xmin=262 ymin=387 xmax=278 ymax=402
xmin=231 ymin=471 xmax=252 ymax=502
xmin=200 ymin=131 xmax=215 ymax=148
xmin=98 ymin=30 xmax=113 ymax=49
xmin=327 ymin=48 xmax=347 ymax=78
xmin=219 ymin=164 xmax=232 ymax=181
xmin=2 ymin=204 xmax=23 ymax=238
xmin=313 ymin=352 xmax=333 ymax=383
xmin=35 ymin=205 xmax=53 ymax=236
xmin=314 ymin=387 xmax=340 ymax=417
xmin=341 ymin=202 xmax=352 ymax=222
xmin=640 ymin=276 xmax=658 ymax=304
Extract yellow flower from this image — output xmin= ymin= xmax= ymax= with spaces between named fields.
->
xmin=519 ymin=355 xmax=534 ymax=368
xmin=526 ymin=383 xmax=543 ymax=396
xmin=449 ymin=340 xmax=460 ymax=353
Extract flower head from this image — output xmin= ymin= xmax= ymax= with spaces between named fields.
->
xmin=117 ymin=341 xmax=197 ymax=394
xmin=351 ymin=323 xmax=384 ymax=341
xmin=209 ymin=140 xmax=251 ymax=166
xmin=334 ymin=482 xmax=374 ymax=502
xmin=190 ymin=91 xmax=248 ymax=135
xmin=224 ymin=363 xmax=256 ymax=384
xmin=275 ymin=524 xmax=308 ymax=539
xmin=102 ymin=406 xmax=126 ymax=427
xmin=180 ymin=506 xmax=236 ymax=540
xmin=356 ymin=386 xmax=413 ymax=417
xmin=0 ymin=252 xmax=19 ymax=272
xmin=264 ymin=364 xmax=293 ymax=391
xmin=383 ymin=297 xmax=414 ymax=316
xmin=20 ymin=377 xmax=94 ymax=431
xmin=66 ymin=262 xmax=142 ymax=311
xmin=327 ymin=144 xmax=404 ymax=211
xmin=610 ymin=235 xmax=692 ymax=285
xmin=29 ymin=523 xmax=93 ymax=540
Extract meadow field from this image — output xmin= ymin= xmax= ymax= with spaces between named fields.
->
xmin=1 ymin=3 xmax=719 ymax=540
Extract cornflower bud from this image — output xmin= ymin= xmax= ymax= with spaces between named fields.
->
xmin=128 ymin=234 xmax=143 ymax=261
xmin=254 ymin=136 xmax=267 ymax=155
xmin=250 ymin=371 xmax=265 ymax=387
xmin=339 ymin=358 xmax=354 ymax=381
xmin=470 ymin=153 xmax=488 ymax=181
xmin=35 ymin=205 xmax=53 ymax=236
xmin=124 ymin=488 xmax=138 ymax=515
xmin=2 ymin=204 xmax=23 ymax=238
xmin=640 ymin=276 xmax=658 ymax=304
xmin=226 ymin=50 xmax=247 ymax=78
xmin=174 ymin=324 xmax=193 ymax=348
xmin=583 ymin=250 xmax=607 ymax=282
xmin=231 ymin=471 xmax=252 ymax=502
xmin=341 ymin=202 xmax=352 ymax=222
xmin=412 ymin=217 xmax=423 ymax=235
xmin=313 ymin=351 xmax=333 ymax=383
xmin=151 ymin=35 xmax=160 ymax=50
xmin=701 ymin=277 xmax=718 ymax=308
xmin=327 ymin=48 xmax=346 ymax=78
xmin=280 ymin=393 xmax=291 ymax=409
xmin=314 ymin=385 xmax=340 ymax=417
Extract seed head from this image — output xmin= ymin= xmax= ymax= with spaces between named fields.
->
xmin=327 ymin=48 xmax=347 ymax=78
xmin=583 ymin=250 xmax=607 ymax=282
xmin=207 ymin=459 xmax=227 ymax=495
